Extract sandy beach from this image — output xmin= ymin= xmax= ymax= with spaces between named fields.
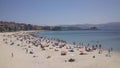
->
xmin=0 ymin=31 xmax=120 ymax=68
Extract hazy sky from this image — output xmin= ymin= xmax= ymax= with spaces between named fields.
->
xmin=0 ymin=0 xmax=120 ymax=25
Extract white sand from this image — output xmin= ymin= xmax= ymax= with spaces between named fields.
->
xmin=0 ymin=31 xmax=120 ymax=68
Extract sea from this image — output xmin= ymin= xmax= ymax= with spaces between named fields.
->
xmin=35 ymin=30 xmax=120 ymax=52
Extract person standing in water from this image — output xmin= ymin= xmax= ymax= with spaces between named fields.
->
xmin=98 ymin=44 xmax=102 ymax=54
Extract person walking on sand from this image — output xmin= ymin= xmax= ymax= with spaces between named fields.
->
xmin=26 ymin=48 xmax=28 ymax=54
xmin=108 ymin=49 xmax=111 ymax=57
xmin=11 ymin=53 xmax=14 ymax=58
xmin=99 ymin=44 xmax=102 ymax=49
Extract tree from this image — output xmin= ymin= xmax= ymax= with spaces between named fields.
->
xmin=0 ymin=27 xmax=5 ymax=32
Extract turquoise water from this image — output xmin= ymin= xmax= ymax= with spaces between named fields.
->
xmin=35 ymin=30 xmax=120 ymax=51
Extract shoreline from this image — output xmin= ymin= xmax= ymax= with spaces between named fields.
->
xmin=0 ymin=30 xmax=120 ymax=68
xmin=35 ymin=30 xmax=120 ymax=52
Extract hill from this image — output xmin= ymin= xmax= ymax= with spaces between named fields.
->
xmin=60 ymin=22 xmax=120 ymax=30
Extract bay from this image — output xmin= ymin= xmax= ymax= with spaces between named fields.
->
xmin=35 ymin=30 xmax=120 ymax=51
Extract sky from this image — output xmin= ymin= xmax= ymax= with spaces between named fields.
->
xmin=0 ymin=0 xmax=120 ymax=26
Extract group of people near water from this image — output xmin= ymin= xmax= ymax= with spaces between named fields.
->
xmin=2 ymin=31 xmax=113 ymax=62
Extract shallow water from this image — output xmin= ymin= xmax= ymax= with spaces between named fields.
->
xmin=35 ymin=30 xmax=120 ymax=51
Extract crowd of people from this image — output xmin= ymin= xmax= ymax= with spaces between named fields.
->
xmin=2 ymin=31 xmax=113 ymax=62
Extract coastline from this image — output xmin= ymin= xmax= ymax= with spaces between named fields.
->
xmin=0 ymin=30 xmax=120 ymax=68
